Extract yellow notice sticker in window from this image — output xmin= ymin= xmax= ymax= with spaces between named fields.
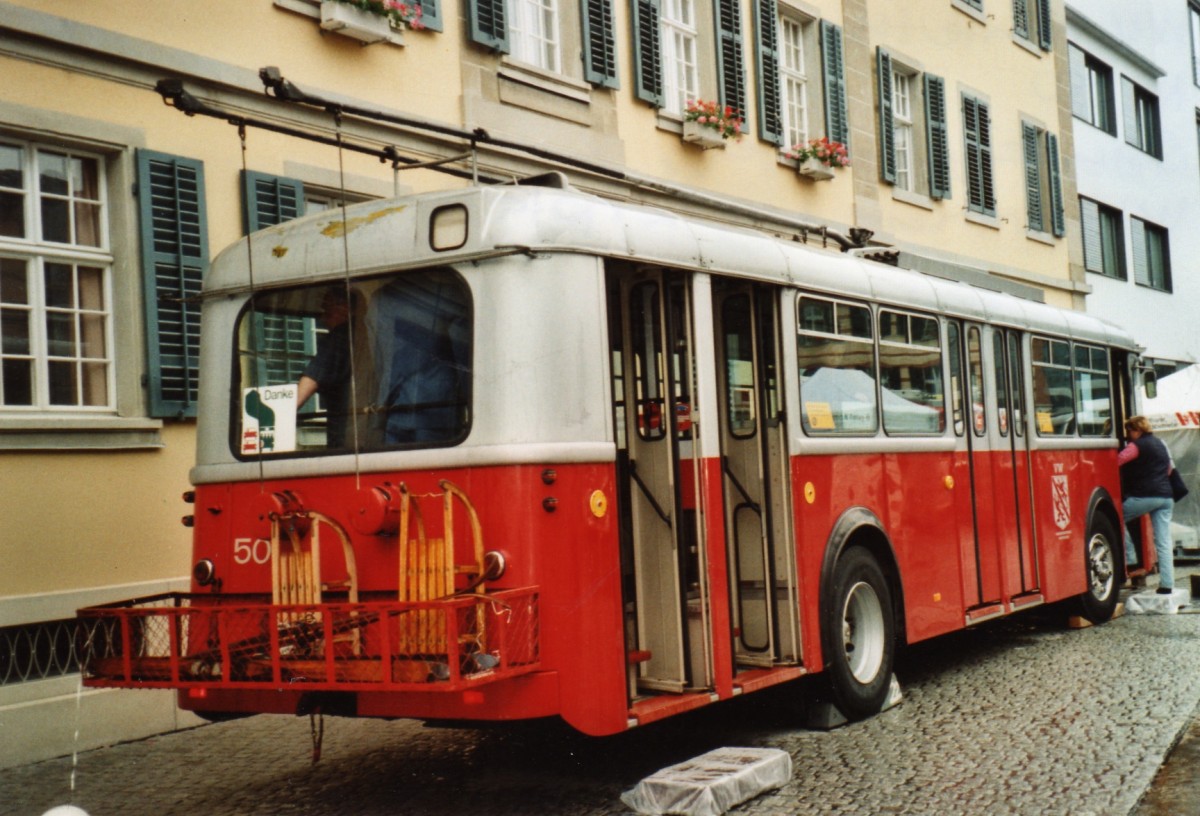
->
xmin=805 ymin=402 xmax=835 ymax=430
xmin=1036 ymin=410 xmax=1054 ymax=434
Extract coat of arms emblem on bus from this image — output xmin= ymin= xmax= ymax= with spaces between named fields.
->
xmin=1052 ymin=474 xmax=1071 ymax=530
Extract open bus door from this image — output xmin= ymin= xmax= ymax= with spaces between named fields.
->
xmin=948 ymin=320 xmax=1003 ymax=615
xmin=609 ymin=266 xmax=711 ymax=696
xmin=712 ymin=280 xmax=799 ymax=668
xmin=950 ymin=322 xmax=1041 ymax=618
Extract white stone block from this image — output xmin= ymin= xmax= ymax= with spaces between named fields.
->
xmin=1125 ymin=588 xmax=1191 ymax=615
xmin=620 ymin=746 xmax=792 ymax=816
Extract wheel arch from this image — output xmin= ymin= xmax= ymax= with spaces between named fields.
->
xmin=818 ymin=506 xmax=907 ymax=664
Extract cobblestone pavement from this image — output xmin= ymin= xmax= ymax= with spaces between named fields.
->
xmin=5 ymin=584 xmax=1200 ymax=816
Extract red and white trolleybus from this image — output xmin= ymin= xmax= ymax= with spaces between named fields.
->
xmin=79 ymin=177 xmax=1143 ymax=734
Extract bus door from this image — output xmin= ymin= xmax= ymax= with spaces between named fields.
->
xmin=948 ymin=321 xmax=1003 ymax=613
xmin=610 ymin=267 xmax=709 ymax=694
xmin=989 ymin=328 xmax=1039 ymax=599
xmin=712 ymin=281 xmax=799 ymax=668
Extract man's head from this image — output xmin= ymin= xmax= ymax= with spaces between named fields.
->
xmin=320 ymin=287 xmax=351 ymax=328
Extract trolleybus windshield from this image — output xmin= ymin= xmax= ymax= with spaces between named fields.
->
xmin=231 ymin=267 xmax=472 ymax=457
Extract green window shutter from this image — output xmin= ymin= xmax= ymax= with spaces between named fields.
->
xmin=1022 ymin=122 xmax=1043 ymax=231
xmin=820 ymin=20 xmax=849 ymax=147
xmin=924 ymin=74 xmax=950 ymax=199
xmin=963 ymin=95 xmax=995 ymax=216
xmin=414 ymin=0 xmax=442 ymax=32
xmin=1012 ymin=0 xmax=1029 ymax=40
xmin=241 ymin=170 xmax=304 ymax=234
xmin=1046 ymin=133 xmax=1065 ymax=237
xmin=137 ymin=149 xmax=208 ymax=419
xmin=716 ymin=0 xmax=746 ymax=124
xmin=631 ymin=0 xmax=664 ymax=106
xmin=467 ymin=0 xmax=509 ymax=52
xmin=1035 ymin=0 xmax=1052 ymax=50
xmin=252 ymin=311 xmax=316 ymax=387
xmin=581 ymin=0 xmax=619 ymax=88
xmin=752 ymin=0 xmax=782 ymax=144
xmin=877 ymin=48 xmax=896 ymax=184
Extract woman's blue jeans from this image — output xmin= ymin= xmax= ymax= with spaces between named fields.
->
xmin=1123 ymin=495 xmax=1175 ymax=590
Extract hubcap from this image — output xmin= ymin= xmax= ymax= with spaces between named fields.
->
xmin=842 ymin=581 xmax=885 ymax=683
xmin=1088 ymin=533 xmax=1114 ymax=599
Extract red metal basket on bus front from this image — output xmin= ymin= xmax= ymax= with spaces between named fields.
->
xmin=77 ymin=588 xmax=540 ymax=692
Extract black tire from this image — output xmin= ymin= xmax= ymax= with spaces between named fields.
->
xmin=822 ymin=546 xmax=896 ymax=720
xmin=1079 ymin=514 xmax=1121 ymax=624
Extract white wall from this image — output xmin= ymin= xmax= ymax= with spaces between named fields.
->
xmin=1068 ymin=0 xmax=1200 ymax=366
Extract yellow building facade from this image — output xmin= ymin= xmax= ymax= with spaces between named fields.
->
xmin=0 ymin=0 xmax=1078 ymax=766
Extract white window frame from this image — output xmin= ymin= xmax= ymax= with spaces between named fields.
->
xmin=779 ymin=15 xmax=810 ymax=148
xmin=662 ymin=0 xmax=699 ymax=115
xmin=1190 ymin=1 xmax=1200 ymax=87
xmin=0 ymin=139 xmax=114 ymax=413
xmin=509 ymin=0 xmax=562 ymax=73
xmin=892 ymin=70 xmax=914 ymax=191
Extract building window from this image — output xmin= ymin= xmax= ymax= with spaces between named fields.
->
xmin=1012 ymin=0 xmax=1051 ymax=50
xmin=752 ymin=8 xmax=844 ymax=150
xmin=962 ymin=93 xmax=995 ymax=216
xmin=661 ymin=0 xmax=700 ymax=115
xmin=1122 ymin=77 xmax=1162 ymax=158
xmin=779 ymin=15 xmax=811 ymax=147
xmin=0 ymin=140 xmax=112 ymax=411
xmin=1068 ymin=45 xmax=1116 ymax=135
xmin=1021 ymin=122 xmax=1064 ymax=236
xmin=510 ymin=0 xmax=561 ymax=72
xmin=1080 ymin=197 xmax=1125 ymax=280
xmin=1131 ymin=217 xmax=1171 ymax=292
xmin=876 ymin=49 xmax=950 ymax=199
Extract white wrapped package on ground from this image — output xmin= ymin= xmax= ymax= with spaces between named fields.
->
xmin=620 ymin=747 xmax=792 ymax=816
xmin=1125 ymin=588 xmax=1191 ymax=614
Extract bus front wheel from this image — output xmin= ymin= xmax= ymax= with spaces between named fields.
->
xmin=822 ymin=546 xmax=896 ymax=720
xmin=1079 ymin=514 xmax=1121 ymax=624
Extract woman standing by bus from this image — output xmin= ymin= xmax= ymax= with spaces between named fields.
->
xmin=1120 ymin=416 xmax=1176 ymax=594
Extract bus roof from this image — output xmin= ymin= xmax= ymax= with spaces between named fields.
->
xmin=208 ymin=184 xmax=1138 ymax=351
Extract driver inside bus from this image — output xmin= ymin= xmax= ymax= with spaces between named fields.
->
xmin=297 ymin=287 xmax=355 ymax=448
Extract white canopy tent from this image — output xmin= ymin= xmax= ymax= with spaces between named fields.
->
xmin=1144 ymin=364 xmax=1200 ymax=555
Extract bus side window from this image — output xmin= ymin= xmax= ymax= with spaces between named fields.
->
xmin=797 ymin=296 xmax=878 ymax=435
xmin=630 ymin=281 xmax=666 ymax=441
xmin=1031 ymin=336 xmax=1075 ymax=436
xmin=967 ymin=327 xmax=985 ymax=437
xmin=947 ymin=322 xmax=964 ymax=437
xmin=879 ymin=310 xmax=944 ymax=435
xmin=1074 ymin=344 xmax=1111 ymax=436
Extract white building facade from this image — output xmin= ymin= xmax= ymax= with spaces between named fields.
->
xmin=1067 ymin=0 xmax=1200 ymax=373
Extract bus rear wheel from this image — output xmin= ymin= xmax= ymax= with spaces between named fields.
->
xmin=822 ymin=546 xmax=895 ymax=720
xmin=1079 ymin=514 xmax=1121 ymax=624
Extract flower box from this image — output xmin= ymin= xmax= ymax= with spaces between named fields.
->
xmin=797 ymin=158 xmax=835 ymax=181
xmin=682 ymin=120 xmax=727 ymax=150
xmin=320 ymin=2 xmax=393 ymax=44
